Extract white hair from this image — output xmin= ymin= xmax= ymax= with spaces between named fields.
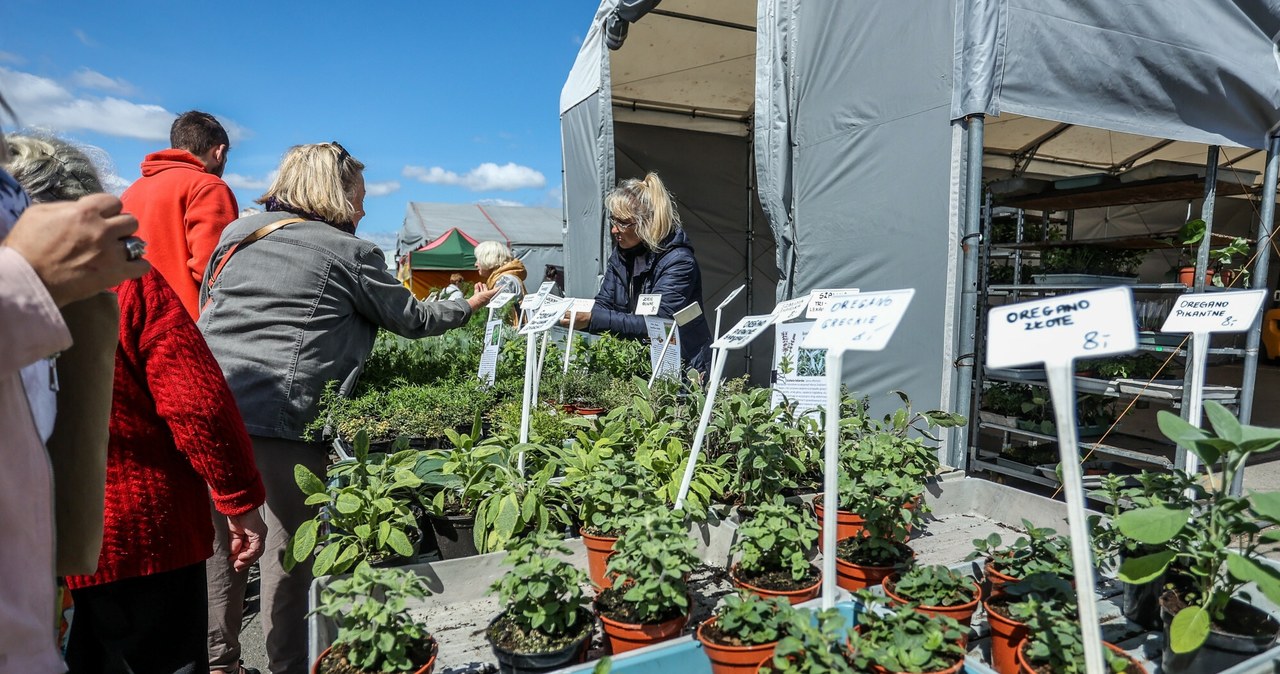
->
xmin=475 ymin=240 xmax=515 ymax=271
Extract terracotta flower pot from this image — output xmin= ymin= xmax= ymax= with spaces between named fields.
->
xmin=1015 ymin=640 xmax=1147 ymax=674
xmin=729 ymin=564 xmax=822 ymax=605
xmin=574 ymin=406 xmax=606 ymax=416
xmin=580 ymin=527 xmax=618 ymax=589
xmin=312 ymin=641 xmax=437 ymax=674
xmin=697 ymin=617 xmax=780 ymax=674
xmin=834 ymin=545 xmax=915 ymax=592
xmin=882 ymin=575 xmax=980 ymax=645
xmin=812 ymin=495 xmax=866 ymax=541
xmin=984 ymin=560 xmax=1019 ymax=598
xmin=598 ymin=609 xmax=687 ymax=655
xmin=984 ymin=599 xmax=1028 ymax=674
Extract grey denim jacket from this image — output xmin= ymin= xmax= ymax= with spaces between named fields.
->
xmin=197 ymin=211 xmax=471 ymax=440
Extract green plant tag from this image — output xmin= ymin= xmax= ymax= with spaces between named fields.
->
xmin=1169 ymin=606 xmax=1211 ymax=654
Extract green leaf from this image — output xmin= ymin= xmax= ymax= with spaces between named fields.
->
xmin=1226 ymin=552 xmax=1280 ymax=606
xmin=1203 ymin=401 xmax=1242 ymax=444
xmin=291 ymin=520 xmax=318 ymax=562
xmin=1169 ymin=606 xmax=1211 ymax=654
xmin=495 ymin=493 xmax=520 ymax=548
xmin=1113 ymin=506 xmax=1190 ymax=544
xmin=335 ymin=493 xmax=361 ymax=514
xmin=387 ymin=528 xmax=413 ymax=557
xmin=294 ymin=465 xmax=326 ymax=496
xmin=313 ymin=543 xmax=341 ymax=576
xmin=1249 ymin=491 xmax=1280 ymax=522
xmin=1156 ymin=412 xmax=1217 ymax=464
xmin=1117 ymin=550 xmax=1176 ymax=584
xmin=304 ymin=493 xmax=330 ymax=506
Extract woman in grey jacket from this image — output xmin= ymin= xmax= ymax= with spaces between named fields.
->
xmin=198 ymin=142 xmax=496 ymax=674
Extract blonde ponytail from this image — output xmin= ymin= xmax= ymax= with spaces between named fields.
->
xmin=604 ymin=171 xmax=681 ymax=251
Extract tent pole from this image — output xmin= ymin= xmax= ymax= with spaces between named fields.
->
xmin=1232 ymin=134 xmax=1280 ymax=495
xmin=951 ymin=114 xmax=984 ymax=468
xmin=745 ymin=140 xmax=756 ymax=377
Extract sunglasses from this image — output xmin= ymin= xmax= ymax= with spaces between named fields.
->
xmin=609 ymin=215 xmax=638 ymax=229
xmin=331 ymin=141 xmax=350 ymax=162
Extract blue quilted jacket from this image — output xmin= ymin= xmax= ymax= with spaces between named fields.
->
xmin=589 ymin=229 xmax=712 ymax=375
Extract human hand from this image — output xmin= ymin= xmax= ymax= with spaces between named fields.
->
xmin=226 ymin=508 xmax=267 ymax=572
xmin=473 ymin=282 xmax=489 ymax=294
xmin=559 ymin=310 xmax=592 ymax=330
xmin=2 ymin=193 xmax=150 ymax=306
xmin=467 ymin=285 xmax=500 ymax=312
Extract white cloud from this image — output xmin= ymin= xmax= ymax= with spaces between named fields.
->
xmin=71 ymin=68 xmax=135 ymax=96
xmin=477 ymin=198 xmax=524 ymax=207
xmin=0 ymin=67 xmax=247 ymax=143
xmin=73 ymin=29 xmax=95 ymax=46
xmin=402 ymin=162 xmax=546 ymax=192
xmin=0 ymin=51 xmax=24 ymax=65
xmin=365 ymin=180 xmax=401 ymax=197
xmin=223 ymin=171 xmax=275 ymax=191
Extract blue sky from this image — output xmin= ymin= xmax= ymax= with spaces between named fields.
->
xmin=1 ymin=1 xmax=599 ymax=259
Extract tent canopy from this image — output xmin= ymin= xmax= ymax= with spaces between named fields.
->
xmin=406 ymin=227 xmax=478 ymax=271
xmin=396 ymin=203 xmax=565 ymax=295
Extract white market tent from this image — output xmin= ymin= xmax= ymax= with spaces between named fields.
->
xmin=395 ymin=203 xmax=565 ymax=295
xmin=562 ymin=0 xmax=1280 ymax=459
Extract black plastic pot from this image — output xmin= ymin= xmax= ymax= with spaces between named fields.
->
xmin=488 ymin=613 xmax=592 ymax=674
xmin=1119 ymin=552 xmax=1164 ymax=630
xmin=428 ymin=513 xmax=480 ymax=560
xmin=1160 ymin=596 xmax=1280 ymax=674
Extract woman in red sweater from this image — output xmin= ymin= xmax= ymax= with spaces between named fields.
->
xmin=6 ymin=134 xmax=268 ymax=674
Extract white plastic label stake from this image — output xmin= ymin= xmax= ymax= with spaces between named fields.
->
xmin=488 ymin=291 xmax=516 ymax=309
xmin=717 ymin=284 xmax=746 ymax=312
xmin=1161 ymin=290 xmax=1265 ymax=333
xmin=772 ymin=296 xmax=812 ymax=323
xmin=1161 ymin=289 xmax=1264 ymax=474
xmin=804 ymin=288 xmax=859 ymax=318
xmin=987 ymin=286 xmax=1137 ymax=369
xmin=802 ymin=289 xmax=915 ymax=351
xmin=674 ymin=302 xmax=702 ymax=325
xmin=519 ymin=297 xmax=574 ymax=335
xmin=985 ymin=287 xmax=1137 ymax=674
xmin=533 ymin=280 xmax=556 ymax=303
xmin=711 ymin=314 xmax=777 ymax=350
xmin=561 ymin=298 xmax=597 ymax=373
xmin=636 ymin=293 xmax=662 ymax=316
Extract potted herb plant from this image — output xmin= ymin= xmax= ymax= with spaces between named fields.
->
xmin=981 ymin=573 xmax=1074 ymax=674
xmin=707 ymin=387 xmax=805 ymax=509
xmin=1113 ymin=403 xmax=1280 ymax=673
xmin=831 ymin=471 xmax=920 ymax=591
xmin=564 ymin=455 xmax=661 ymax=588
xmin=969 ymin=520 xmax=1073 ymax=596
xmin=847 ymin=599 xmax=967 ymax=674
xmin=1175 ymin=219 xmax=1252 ymax=288
xmin=696 ymin=592 xmax=793 ymax=674
xmin=596 ymin=507 xmax=699 ymax=654
xmin=730 ymin=502 xmax=821 ymax=604
xmin=1011 ymin=593 xmax=1145 ymax=674
xmin=881 ymin=565 xmax=981 ymax=644
xmin=310 ymin=563 xmax=437 ymax=674
xmin=486 ymin=535 xmax=594 ymax=673
xmin=288 ymin=431 xmax=424 ymax=576
xmin=758 ymin=608 xmax=853 ymax=673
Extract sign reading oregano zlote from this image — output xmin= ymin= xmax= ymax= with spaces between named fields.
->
xmin=987 ymin=286 xmax=1137 ymax=368
xmin=1161 ymin=289 xmax=1265 ymax=334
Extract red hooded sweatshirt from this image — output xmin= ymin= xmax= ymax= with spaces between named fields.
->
xmin=121 ymin=149 xmax=239 ymax=319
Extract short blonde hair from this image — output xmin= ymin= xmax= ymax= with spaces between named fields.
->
xmin=4 ymin=134 xmax=103 ymax=203
xmin=604 ymin=172 xmax=681 ymax=250
xmin=475 ymin=240 xmax=515 ymax=270
xmin=257 ymin=142 xmax=365 ymax=225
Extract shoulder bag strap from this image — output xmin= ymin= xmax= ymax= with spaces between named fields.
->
xmin=203 ymin=217 xmax=306 ymax=308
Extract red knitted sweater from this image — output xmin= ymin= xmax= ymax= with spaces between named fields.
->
xmin=64 ymin=270 xmax=265 ymax=589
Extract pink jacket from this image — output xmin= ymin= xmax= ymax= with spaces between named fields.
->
xmin=0 ymin=246 xmax=72 ymax=673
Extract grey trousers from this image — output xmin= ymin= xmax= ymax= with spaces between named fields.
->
xmin=207 ymin=436 xmax=327 ymax=674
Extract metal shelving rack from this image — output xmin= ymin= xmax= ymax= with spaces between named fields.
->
xmin=966 ymin=159 xmax=1256 ymax=488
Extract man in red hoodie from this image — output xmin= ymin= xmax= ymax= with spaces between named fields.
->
xmin=122 ymin=110 xmax=237 ymax=319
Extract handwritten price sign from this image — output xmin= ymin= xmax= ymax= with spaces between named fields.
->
xmin=987 ymin=287 xmax=1137 ymax=368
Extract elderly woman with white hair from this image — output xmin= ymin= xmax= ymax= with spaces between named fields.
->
xmin=474 ymin=239 xmax=527 ymax=297
xmin=197 ymin=142 xmax=497 ymax=674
